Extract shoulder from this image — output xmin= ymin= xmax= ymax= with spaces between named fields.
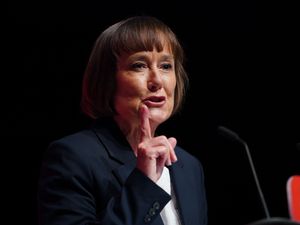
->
xmin=175 ymin=145 xmax=203 ymax=166
xmin=174 ymin=145 xmax=205 ymax=174
xmin=44 ymin=129 xmax=106 ymax=164
xmin=51 ymin=129 xmax=100 ymax=150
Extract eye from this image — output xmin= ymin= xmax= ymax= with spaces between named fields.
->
xmin=160 ymin=63 xmax=173 ymax=70
xmin=130 ymin=62 xmax=147 ymax=71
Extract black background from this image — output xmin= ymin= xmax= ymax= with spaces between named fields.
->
xmin=3 ymin=1 xmax=300 ymax=225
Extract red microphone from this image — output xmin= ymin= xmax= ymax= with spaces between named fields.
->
xmin=287 ymin=175 xmax=300 ymax=222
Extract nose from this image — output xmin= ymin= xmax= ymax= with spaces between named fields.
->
xmin=147 ymin=69 xmax=162 ymax=92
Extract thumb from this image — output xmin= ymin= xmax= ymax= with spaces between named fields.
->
xmin=168 ymin=137 xmax=177 ymax=162
xmin=168 ymin=137 xmax=177 ymax=149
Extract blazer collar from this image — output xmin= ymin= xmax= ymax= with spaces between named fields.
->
xmin=92 ymin=118 xmax=137 ymax=185
xmin=92 ymin=118 xmax=136 ymax=165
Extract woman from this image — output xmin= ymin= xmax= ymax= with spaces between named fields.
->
xmin=38 ymin=16 xmax=207 ymax=225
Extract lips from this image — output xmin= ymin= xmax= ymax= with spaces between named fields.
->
xmin=143 ymin=96 xmax=166 ymax=107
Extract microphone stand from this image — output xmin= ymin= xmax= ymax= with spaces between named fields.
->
xmin=218 ymin=126 xmax=300 ymax=225
xmin=242 ymin=141 xmax=270 ymax=219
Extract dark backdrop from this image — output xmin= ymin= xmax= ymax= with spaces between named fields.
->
xmin=4 ymin=1 xmax=300 ymax=225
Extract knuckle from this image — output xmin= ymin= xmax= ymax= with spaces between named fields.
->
xmin=138 ymin=144 xmax=148 ymax=154
xmin=160 ymin=135 xmax=167 ymax=140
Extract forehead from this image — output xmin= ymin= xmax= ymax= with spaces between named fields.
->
xmin=118 ymin=45 xmax=174 ymax=63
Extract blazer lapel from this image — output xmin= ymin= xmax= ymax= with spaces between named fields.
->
xmin=92 ymin=118 xmax=137 ymax=185
xmin=169 ymin=159 xmax=194 ymax=225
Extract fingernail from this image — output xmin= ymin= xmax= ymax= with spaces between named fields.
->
xmin=167 ymin=159 xmax=172 ymax=166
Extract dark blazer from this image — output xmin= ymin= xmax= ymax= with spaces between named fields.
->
xmin=38 ymin=119 xmax=207 ymax=225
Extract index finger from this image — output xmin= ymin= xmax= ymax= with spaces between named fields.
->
xmin=139 ymin=104 xmax=152 ymax=141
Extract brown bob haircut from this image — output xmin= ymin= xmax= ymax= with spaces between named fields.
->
xmin=81 ymin=16 xmax=189 ymax=119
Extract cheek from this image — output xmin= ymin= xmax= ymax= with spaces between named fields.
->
xmin=165 ymin=75 xmax=177 ymax=97
xmin=115 ymin=75 xmax=145 ymax=99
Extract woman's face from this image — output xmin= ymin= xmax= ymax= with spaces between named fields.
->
xmin=114 ymin=46 xmax=176 ymax=129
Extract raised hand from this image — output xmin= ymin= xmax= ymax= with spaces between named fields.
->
xmin=136 ymin=105 xmax=177 ymax=182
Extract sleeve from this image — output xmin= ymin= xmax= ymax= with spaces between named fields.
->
xmin=37 ymin=141 xmax=171 ymax=225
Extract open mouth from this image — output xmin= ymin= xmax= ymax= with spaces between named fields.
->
xmin=143 ymin=96 xmax=166 ymax=107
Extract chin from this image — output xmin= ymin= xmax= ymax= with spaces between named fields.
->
xmin=149 ymin=109 xmax=171 ymax=125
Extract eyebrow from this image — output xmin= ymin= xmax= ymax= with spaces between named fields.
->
xmin=160 ymin=54 xmax=174 ymax=61
xmin=128 ymin=53 xmax=174 ymax=62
